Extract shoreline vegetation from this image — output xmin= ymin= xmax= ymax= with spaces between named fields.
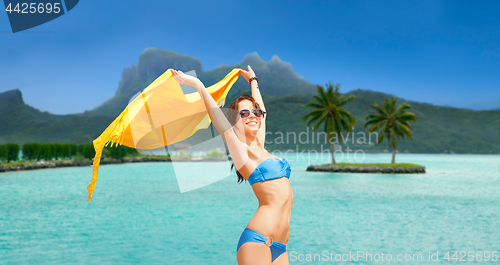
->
xmin=1 ymin=157 xmax=426 ymax=174
xmin=0 ymin=155 xmax=230 ymax=173
xmin=1 ymin=142 xmax=425 ymax=174
xmin=0 ymin=142 xmax=232 ymax=173
xmin=307 ymin=162 xmax=426 ymax=173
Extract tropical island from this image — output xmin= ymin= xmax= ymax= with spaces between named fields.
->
xmin=302 ymin=82 xmax=426 ymax=173
xmin=307 ymin=163 xmax=425 ymax=173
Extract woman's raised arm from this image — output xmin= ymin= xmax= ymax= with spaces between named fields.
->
xmin=171 ymin=70 xmax=249 ymax=170
xmin=239 ymin=66 xmax=267 ymax=147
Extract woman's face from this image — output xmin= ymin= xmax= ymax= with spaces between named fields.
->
xmin=234 ymin=100 xmax=261 ymax=134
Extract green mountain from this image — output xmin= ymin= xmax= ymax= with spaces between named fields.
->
xmin=0 ymin=89 xmax=113 ymax=144
xmin=1 ymin=48 xmax=498 ymax=154
xmin=85 ymin=48 xmax=316 ymax=117
xmin=343 ymin=90 xmax=499 ymax=154
xmin=226 ymin=89 xmax=499 ymax=154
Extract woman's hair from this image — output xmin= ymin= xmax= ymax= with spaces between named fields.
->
xmin=226 ymin=94 xmax=262 ymax=184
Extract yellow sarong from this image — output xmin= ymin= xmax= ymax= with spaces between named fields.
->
xmin=87 ymin=68 xmax=242 ymax=202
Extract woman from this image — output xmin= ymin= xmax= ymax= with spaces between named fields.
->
xmin=172 ymin=66 xmax=293 ymax=265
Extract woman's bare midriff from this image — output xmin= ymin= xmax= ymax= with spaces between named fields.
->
xmin=245 ymin=177 xmax=294 ymax=244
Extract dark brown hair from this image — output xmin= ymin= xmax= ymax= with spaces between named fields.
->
xmin=226 ymin=94 xmax=262 ymax=184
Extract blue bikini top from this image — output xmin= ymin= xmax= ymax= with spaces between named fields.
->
xmin=247 ymin=158 xmax=291 ymax=186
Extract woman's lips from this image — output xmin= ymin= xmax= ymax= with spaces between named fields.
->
xmin=246 ymin=121 xmax=258 ymax=126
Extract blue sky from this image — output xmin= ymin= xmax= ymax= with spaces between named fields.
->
xmin=1 ymin=0 xmax=499 ymax=114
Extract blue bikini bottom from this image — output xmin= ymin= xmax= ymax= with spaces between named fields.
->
xmin=237 ymin=228 xmax=287 ymax=262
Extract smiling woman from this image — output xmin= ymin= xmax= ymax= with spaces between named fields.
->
xmin=225 ymin=94 xmax=266 ymax=182
xmin=172 ymin=66 xmax=294 ymax=265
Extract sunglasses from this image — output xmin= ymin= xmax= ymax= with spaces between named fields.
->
xmin=239 ymin=108 xmax=266 ymax=119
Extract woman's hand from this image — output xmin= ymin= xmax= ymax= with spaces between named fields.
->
xmin=239 ymin=65 xmax=256 ymax=82
xmin=171 ymin=69 xmax=202 ymax=88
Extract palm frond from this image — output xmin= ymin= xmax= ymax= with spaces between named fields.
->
xmin=337 ymin=95 xmax=356 ymax=107
xmin=364 ymin=115 xmax=387 ymax=128
xmin=304 ymin=110 xmax=326 ymax=127
xmin=394 ymin=102 xmax=411 ymax=114
xmin=304 ymin=102 xmax=325 ymax=109
xmin=302 ymin=108 xmax=325 ymax=122
xmin=316 ymin=85 xmax=329 ymax=106
xmin=383 ymin=97 xmax=397 ymax=114
xmin=367 ymin=119 xmax=387 ymax=132
xmin=395 ymin=112 xmax=417 ymax=123
xmin=311 ymin=94 xmax=326 ymax=105
xmin=371 ymin=103 xmax=389 ymax=116
xmin=377 ymin=130 xmax=385 ymax=145
xmin=312 ymin=112 xmax=328 ymax=132
xmin=399 ymin=120 xmax=413 ymax=130
xmin=338 ymin=108 xmax=357 ymax=127
xmin=395 ymin=121 xmax=413 ymax=140
xmin=366 ymin=114 xmax=385 ymax=120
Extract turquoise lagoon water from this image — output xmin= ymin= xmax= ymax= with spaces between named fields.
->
xmin=0 ymin=154 xmax=499 ymax=264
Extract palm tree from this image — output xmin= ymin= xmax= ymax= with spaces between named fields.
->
xmin=364 ymin=97 xmax=417 ymax=164
xmin=302 ymin=82 xmax=357 ymax=164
